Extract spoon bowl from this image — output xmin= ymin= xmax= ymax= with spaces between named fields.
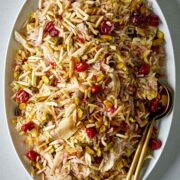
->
xmin=127 ymin=83 xmax=173 ymax=180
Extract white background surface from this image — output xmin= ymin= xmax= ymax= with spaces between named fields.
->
xmin=0 ymin=0 xmax=180 ymax=179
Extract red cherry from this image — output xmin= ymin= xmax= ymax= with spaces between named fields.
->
xmin=94 ymin=156 xmax=103 ymax=164
xmin=148 ymin=14 xmax=159 ymax=27
xmin=26 ymin=150 xmax=39 ymax=161
xmin=120 ymin=121 xmax=128 ymax=131
xmin=49 ymin=28 xmax=59 ymax=37
xmin=149 ymin=138 xmax=162 ymax=150
xmin=103 ymin=52 xmax=110 ymax=64
xmin=100 ymin=20 xmax=113 ymax=35
xmin=86 ymin=127 xmax=96 ymax=139
xmin=150 ymin=99 xmax=159 ymax=113
xmin=77 ymin=37 xmax=85 ymax=44
xmin=16 ymin=90 xmax=30 ymax=103
xmin=91 ymin=85 xmax=102 ymax=94
xmin=131 ymin=11 xmax=147 ymax=26
xmin=107 ymin=106 xmax=116 ymax=115
xmin=44 ymin=21 xmax=54 ymax=34
xmin=21 ymin=122 xmax=35 ymax=133
xmin=138 ymin=64 xmax=150 ymax=76
xmin=93 ymin=75 xmax=97 ymax=81
xmin=152 ymin=45 xmax=160 ymax=53
xmin=74 ymin=62 xmax=88 ymax=72
xmin=44 ymin=21 xmax=59 ymax=37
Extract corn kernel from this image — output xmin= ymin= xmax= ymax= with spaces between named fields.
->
xmin=74 ymin=97 xmax=80 ymax=105
xmin=157 ymin=31 xmax=164 ymax=39
xmin=85 ymin=146 xmax=94 ymax=155
xmin=116 ymin=62 xmax=124 ymax=70
xmin=97 ymin=148 xmax=102 ymax=157
xmin=42 ymin=76 xmax=49 ymax=85
xmin=19 ymin=103 xmax=26 ymax=110
xmin=78 ymin=108 xmax=83 ymax=119
xmin=103 ymin=100 xmax=113 ymax=108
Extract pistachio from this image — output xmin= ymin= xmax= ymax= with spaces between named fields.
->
xmin=36 ymin=162 xmax=43 ymax=170
xmin=85 ymin=146 xmax=95 ymax=155
xmin=42 ymin=75 xmax=49 ymax=85
xmin=99 ymin=125 xmax=106 ymax=133
xmin=31 ymin=129 xmax=39 ymax=138
xmin=74 ymin=97 xmax=80 ymax=105
xmin=97 ymin=74 xmax=104 ymax=82
xmin=49 ymin=146 xmax=55 ymax=154
xmin=103 ymin=100 xmax=113 ymax=108
xmin=55 ymin=37 xmax=63 ymax=46
xmin=100 ymin=35 xmax=112 ymax=41
xmin=157 ymin=31 xmax=164 ymax=39
xmin=19 ymin=103 xmax=26 ymax=110
xmin=116 ymin=62 xmax=124 ymax=70
xmin=152 ymin=39 xmax=163 ymax=46
xmin=95 ymin=120 xmax=103 ymax=129
xmin=78 ymin=108 xmax=83 ymax=119
xmin=96 ymin=148 xmax=102 ymax=157
xmin=104 ymin=142 xmax=113 ymax=152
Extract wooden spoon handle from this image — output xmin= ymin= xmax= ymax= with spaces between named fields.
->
xmin=134 ymin=118 xmax=156 ymax=180
xmin=126 ymin=125 xmax=149 ymax=180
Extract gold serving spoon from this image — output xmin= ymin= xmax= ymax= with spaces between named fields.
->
xmin=126 ymin=83 xmax=172 ymax=180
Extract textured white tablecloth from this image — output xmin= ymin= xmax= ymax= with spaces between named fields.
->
xmin=0 ymin=0 xmax=180 ymax=179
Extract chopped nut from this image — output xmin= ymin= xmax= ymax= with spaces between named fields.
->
xmin=157 ymin=31 xmax=164 ymax=39
xmin=13 ymin=71 xmax=20 ymax=80
xmin=86 ymin=146 xmax=95 ymax=155
xmin=99 ymin=125 xmax=106 ymax=133
xmin=116 ymin=62 xmax=124 ymax=70
xmin=153 ymin=39 xmax=163 ymax=46
xmin=82 ymin=55 xmax=88 ymax=60
xmin=19 ymin=103 xmax=26 ymax=110
xmin=36 ymin=162 xmax=43 ymax=170
xmin=100 ymin=35 xmax=112 ymax=41
xmin=103 ymin=100 xmax=113 ymax=108
xmin=97 ymin=148 xmax=102 ymax=157
xmin=88 ymin=118 xmax=95 ymax=123
xmin=97 ymin=74 xmax=104 ymax=82
xmin=42 ymin=75 xmax=49 ymax=85
xmin=95 ymin=120 xmax=103 ymax=129
xmin=31 ymin=129 xmax=39 ymax=138
xmin=49 ymin=146 xmax=55 ymax=154
xmin=104 ymin=142 xmax=113 ymax=152
xmin=94 ymin=114 xmax=103 ymax=121
xmin=74 ymin=97 xmax=80 ymax=105
xmin=78 ymin=108 xmax=83 ymax=119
